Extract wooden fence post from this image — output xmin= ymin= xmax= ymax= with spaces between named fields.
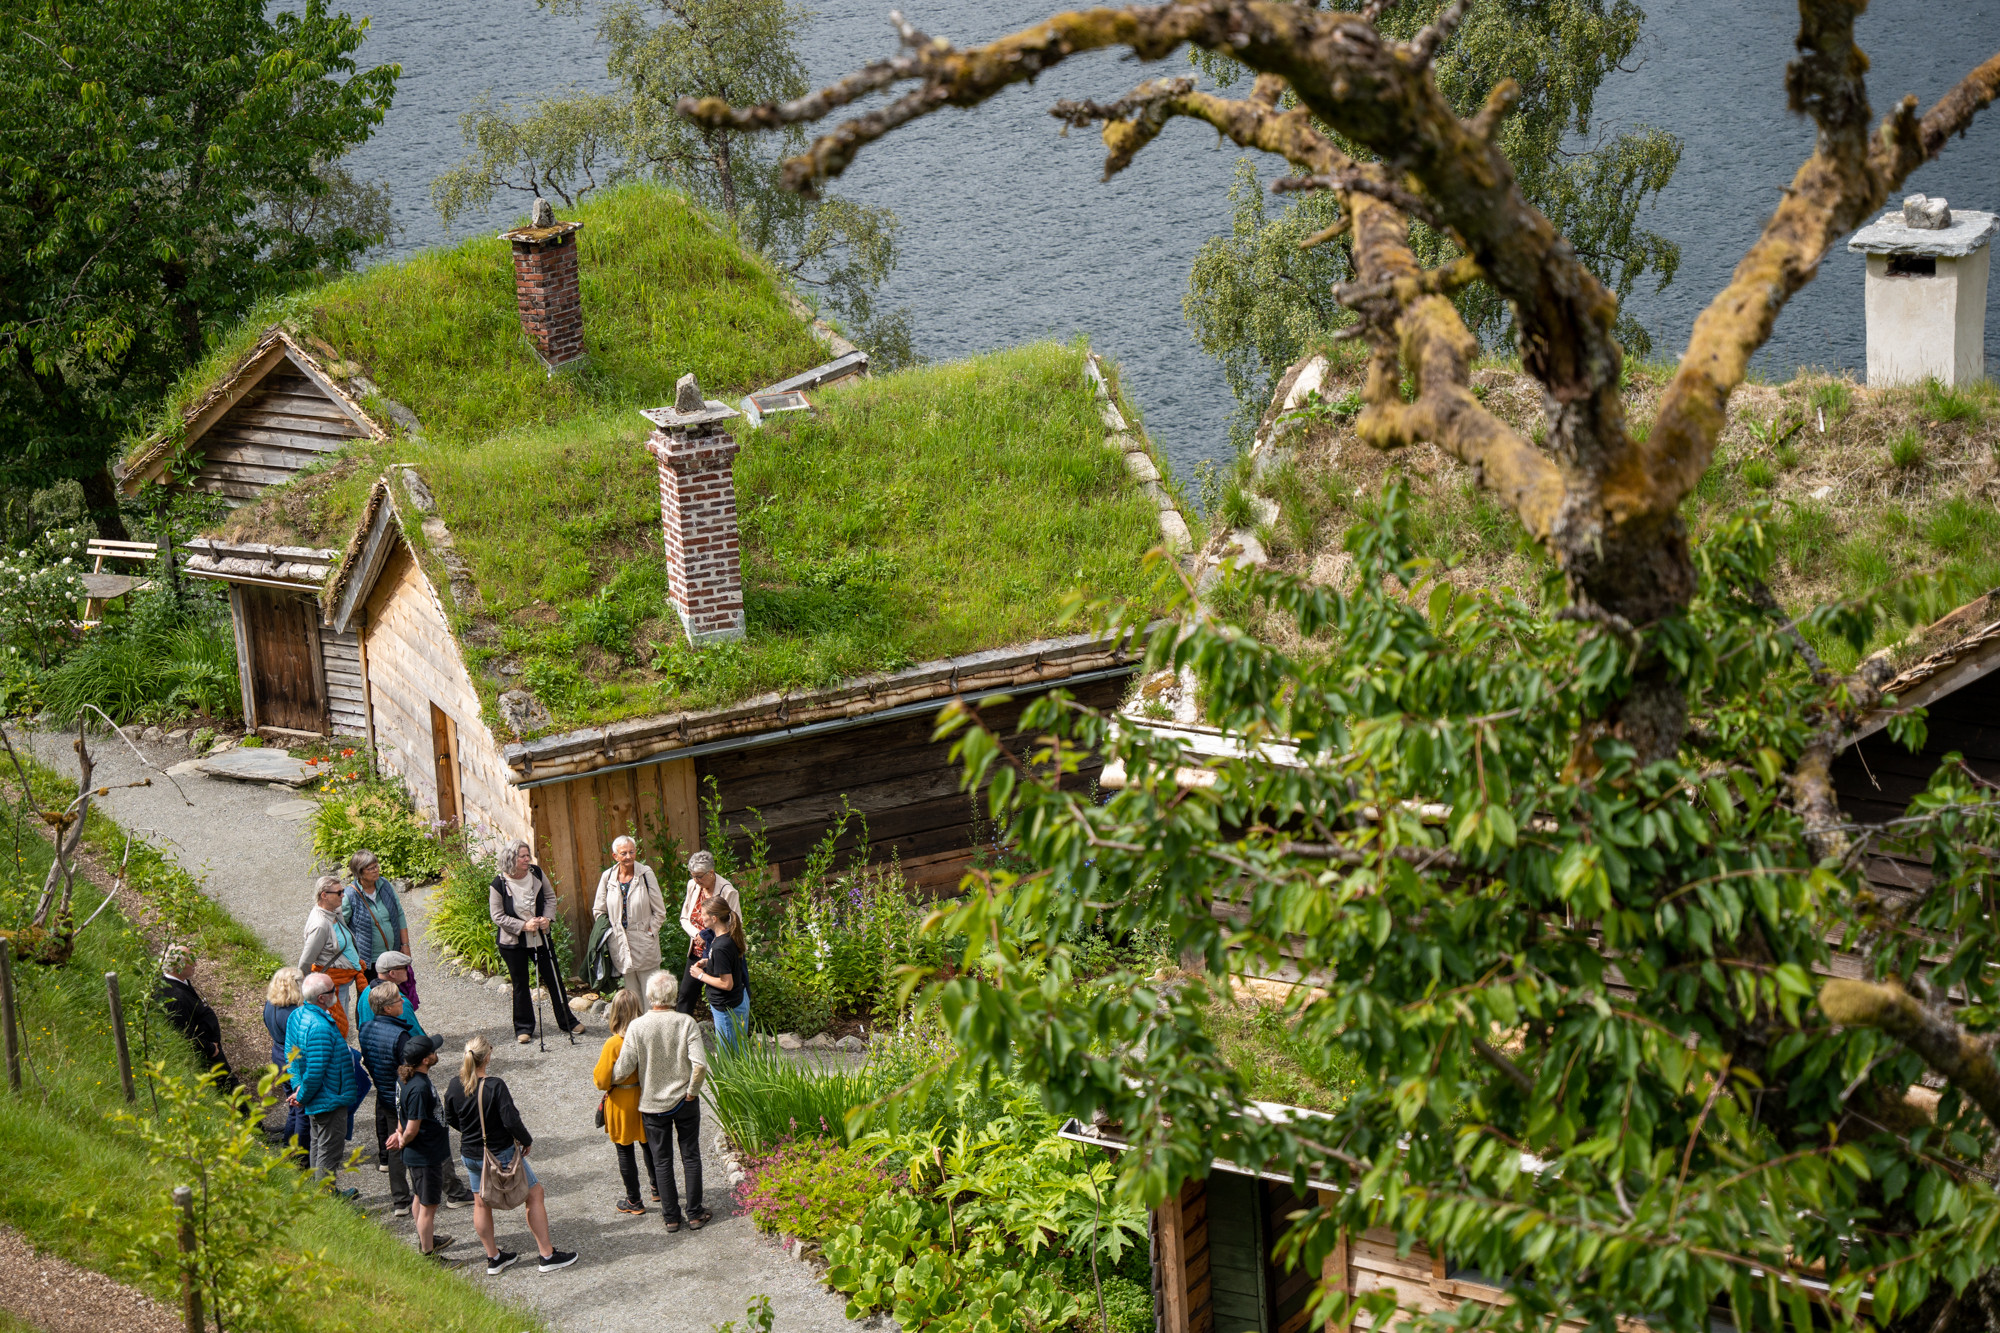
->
xmin=0 ymin=936 xmax=19 ymax=1094
xmin=106 ymin=972 xmax=136 ymax=1103
xmin=173 ymin=1185 xmax=201 ymax=1333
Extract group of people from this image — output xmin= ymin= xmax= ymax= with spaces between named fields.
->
xmin=151 ymin=837 xmax=755 ymax=1266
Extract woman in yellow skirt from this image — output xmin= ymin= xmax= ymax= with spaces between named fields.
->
xmin=592 ymin=988 xmax=659 ymax=1213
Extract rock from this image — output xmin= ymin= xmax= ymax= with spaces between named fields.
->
xmin=836 ymin=1034 xmax=865 ymax=1052
xmin=140 ymin=725 xmax=163 ymax=743
xmin=488 ymin=976 xmax=512 ymax=993
xmin=166 ymin=758 xmax=205 ymax=777
xmin=498 ymin=689 xmax=551 ymax=735
xmin=1099 ymin=401 xmax=1129 ymax=433
xmin=208 ymin=738 xmax=236 ymax=755
xmin=569 ymin=996 xmax=595 ymax=1015
xmin=197 ymin=747 xmax=316 ymax=786
xmin=1157 ymin=511 xmax=1192 ymax=554
xmin=264 ymin=799 xmax=318 ymax=821
xmin=467 ymin=971 xmax=487 ymax=985
xmin=1904 ymin=193 xmax=1952 ymax=229
xmin=1123 ymin=451 xmax=1160 ymax=483
xmin=497 ymin=661 xmax=522 ymax=677
xmin=1227 ymin=529 xmax=1268 ymax=570
xmin=776 ymin=1032 xmax=803 ymax=1050
xmin=531 ymin=197 xmax=555 ymax=227
xmin=166 ymin=728 xmax=189 ymax=742
xmin=675 ymin=373 xmax=705 ymax=413
xmin=592 ymin=1001 xmax=609 ymax=1016
xmin=805 ymin=1033 xmax=833 ymax=1050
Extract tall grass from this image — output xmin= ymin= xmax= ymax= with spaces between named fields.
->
xmin=38 ymin=586 xmax=238 ymax=725
xmin=704 ymin=1039 xmax=875 ymax=1154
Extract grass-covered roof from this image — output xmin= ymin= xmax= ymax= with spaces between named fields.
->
xmin=174 ymin=182 xmax=1170 ymax=733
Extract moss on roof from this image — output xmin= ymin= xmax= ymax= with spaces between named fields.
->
xmin=191 ymin=182 xmax=1169 ymax=733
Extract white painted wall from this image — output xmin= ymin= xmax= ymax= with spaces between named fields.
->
xmin=1865 ymin=245 xmax=1991 ymax=387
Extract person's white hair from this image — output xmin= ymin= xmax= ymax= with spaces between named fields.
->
xmin=645 ymin=971 xmax=677 ymax=1007
xmin=301 ymin=972 xmax=335 ymax=1000
xmin=686 ymin=850 xmax=715 ymax=876
xmin=611 ymin=834 xmax=637 ymax=854
xmin=312 ymin=873 xmax=342 ymax=900
xmin=505 ymin=840 xmax=534 ymax=870
xmin=369 ymin=980 xmax=402 ymax=1010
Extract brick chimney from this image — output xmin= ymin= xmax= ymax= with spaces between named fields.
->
xmin=501 ymin=198 xmax=586 ymax=370
xmin=642 ymin=374 xmax=745 ymax=645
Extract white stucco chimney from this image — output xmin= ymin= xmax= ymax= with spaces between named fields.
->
xmin=1848 ymin=195 xmax=1995 ymax=388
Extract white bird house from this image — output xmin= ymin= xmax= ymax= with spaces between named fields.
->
xmin=1847 ymin=195 xmax=1996 ymax=388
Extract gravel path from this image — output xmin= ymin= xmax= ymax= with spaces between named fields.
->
xmin=11 ymin=726 xmax=882 ymax=1333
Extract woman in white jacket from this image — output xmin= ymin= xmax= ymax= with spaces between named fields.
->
xmin=593 ymin=836 xmax=667 ymax=1002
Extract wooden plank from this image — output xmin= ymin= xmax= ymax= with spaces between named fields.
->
xmin=1158 ymin=1196 xmax=1190 ymax=1333
xmin=225 ymin=407 xmax=366 ymax=436
xmin=228 ymin=585 xmax=257 ymax=729
xmin=195 ymin=460 xmax=304 ymax=489
xmin=304 ymin=593 xmax=330 ymax=734
xmin=198 ymin=440 xmax=331 ymax=471
xmin=202 ymin=423 xmax=350 ymax=453
xmin=242 ymin=586 xmax=325 ymax=732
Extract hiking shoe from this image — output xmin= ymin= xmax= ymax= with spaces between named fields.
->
xmin=377 ymin=1163 xmax=390 ymax=1173
xmin=392 ymin=1203 xmax=412 ymax=1218
xmin=443 ymin=1192 xmax=472 ymax=1209
xmin=486 ymin=1250 xmax=520 ymax=1275
xmin=428 ymin=1234 xmax=456 ymax=1250
xmin=421 ymin=1249 xmax=458 ymax=1265
xmin=615 ymin=1197 xmax=645 ymax=1215
xmin=517 ymin=1033 xmax=532 ymax=1044
xmin=537 ymin=1249 xmax=579 ymax=1273
xmin=335 ymin=1188 xmax=362 ymax=1204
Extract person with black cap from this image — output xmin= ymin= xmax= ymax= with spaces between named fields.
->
xmin=386 ymin=1032 xmax=456 ymax=1261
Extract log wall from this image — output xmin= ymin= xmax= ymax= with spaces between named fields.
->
xmin=321 ymin=624 xmax=366 ymax=738
xmin=528 ymin=756 xmax=702 ymax=947
xmin=361 ymin=544 xmax=531 ymax=847
xmin=191 ymin=367 xmax=367 ymax=501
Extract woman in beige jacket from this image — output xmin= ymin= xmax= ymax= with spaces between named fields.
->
xmin=592 ymin=836 xmax=667 ymax=1002
xmin=674 ymin=850 xmax=741 ymax=1014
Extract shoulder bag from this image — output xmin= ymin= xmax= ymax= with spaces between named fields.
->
xmin=474 ymin=1078 xmax=534 ymax=1210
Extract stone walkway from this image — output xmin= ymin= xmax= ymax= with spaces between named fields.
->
xmin=11 ymin=726 xmax=881 ymax=1333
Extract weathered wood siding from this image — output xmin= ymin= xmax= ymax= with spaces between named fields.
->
xmin=192 ymin=365 xmax=368 ymax=501
xmin=1155 ymin=1175 xmax=1213 ymax=1333
xmin=692 ymin=673 xmax=1129 ymax=895
xmin=528 ymin=755 xmax=702 ymax=946
xmin=361 ymin=545 xmax=530 ymax=846
xmin=321 ymin=624 xmax=366 ymax=738
xmin=1832 ymin=666 xmax=2000 ymax=901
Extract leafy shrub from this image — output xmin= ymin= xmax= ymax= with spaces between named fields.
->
xmin=749 ymin=961 xmax=836 ymax=1039
xmin=523 ymin=658 xmax=595 ymax=717
xmin=706 ymin=1038 xmax=875 ymax=1154
xmin=1096 ymin=1277 xmax=1153 ymax=1333
xmin=38 ymin=584 xmax=238 ymax=724
xmin=739 ymin=1137 xmax=894 ymax=1239
xmin=94 ymin=1064 xmax=326 ymax=1332
xmin=0 ymin=525 xmax=87 ymax=668
xmin=425 ymin=849 xmax=576 ymax=977
xmin=309 ymin=766 xmax=447 ymax=880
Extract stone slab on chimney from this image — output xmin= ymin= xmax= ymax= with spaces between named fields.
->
xmin=642 ymin=375 xmax=746 ymax=645
xmin=1848 ymin=199 xmax=1997 ymax=388
xmin=501 ymin=200 xmax=586 ymax=371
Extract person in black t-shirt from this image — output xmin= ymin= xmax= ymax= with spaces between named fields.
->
xmin=442 ymin=1036 xmax=578 ymax=1274
xmin=687 ymin=898 xmax=750 ymax=1051
xmin=387 ymin=1033 xmax=454 ymax=1260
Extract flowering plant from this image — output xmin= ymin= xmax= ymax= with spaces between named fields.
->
xmin=0 ymin=526 xmax=89 ymax=666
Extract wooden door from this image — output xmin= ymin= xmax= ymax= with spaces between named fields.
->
xmin=429 ymin=703 xmax=461 ymax=829
xmin=242 ymin=587 xmax=326 ymax=733
xmin=1207 ymin=1172 xmax=1269 ymax=1333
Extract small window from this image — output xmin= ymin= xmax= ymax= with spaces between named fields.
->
xmin=1887 ymin=254 xmax=1938 ymax=277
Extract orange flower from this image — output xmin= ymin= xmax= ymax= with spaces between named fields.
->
xmin=341 ymin=748 xmax=355 ymax=757
xmin=347 ymin=772 xmax=358 ymax=780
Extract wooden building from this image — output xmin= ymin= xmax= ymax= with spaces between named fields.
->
xmin=118 ymin=328 xmax=384 ymax=503
xmin=316 ymin=466 xmax=1144 ymax=946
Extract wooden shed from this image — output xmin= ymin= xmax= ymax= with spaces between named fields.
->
xmin=118 ymin=328 xmax=385 ymax=503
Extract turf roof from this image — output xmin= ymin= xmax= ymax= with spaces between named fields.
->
xmin=188 ymin=182 xmax=1170 ymax=732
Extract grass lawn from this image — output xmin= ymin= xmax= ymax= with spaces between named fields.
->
xmin=0 ymin=766 xmax=546 ymax=1332
xmin=1206 ymin=993 xmax=1363 ymax=1115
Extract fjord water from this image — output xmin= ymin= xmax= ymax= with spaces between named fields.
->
xmin=340 ymin=0 xmax=2000 ymax=482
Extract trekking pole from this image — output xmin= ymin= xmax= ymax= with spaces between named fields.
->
xmin=106 ymin=972 xmax=136 ymax=1103
xmin=0 ymin=937 xmax=19 ymax=1095
xmin=533 ymin=951 xmax=547 ymax=1054
xmin=173 ymin=1185 xmax=201 ymax=1333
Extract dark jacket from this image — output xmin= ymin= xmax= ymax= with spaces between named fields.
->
xmin=445 ymin=1075 xmax=531 ymax=1160
xmin=342 ymin=879 xmax=407 ymax=968
xmin=158 ymin=972 xmax=228 ymax=1073
xmin=358 ymin=1011 xmax=415 ymax=1100
xmin=262 ymin=1000 xmax=299 ymax=1067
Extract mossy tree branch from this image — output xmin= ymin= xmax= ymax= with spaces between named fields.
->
xmin=1820 ymin=979 xmax=2000 ymax=1134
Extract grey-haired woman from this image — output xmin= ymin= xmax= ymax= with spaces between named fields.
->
xmin=675 ymin=850 xmax=740 ymax=1015
xmin=491 ymin=841 xmax=581 ymax=1044
xmin=593 ymin=835 xmax=667 ymax=1004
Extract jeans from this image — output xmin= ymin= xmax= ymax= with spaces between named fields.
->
xmin=614 ymin=1138 xmax=659 ymax=1203
xmin=376 ymin=1095 xmax=410 ymax=1207
xmin=642 ymin=1099 xmax=703 ymax=1224
xmin=709 ymin=992 xmax=751 ymax=1052
xmin=498 ymin=941 xmax=578 ymax=1038
xmin=308 ymin=1107 xmax=348 ymax=1183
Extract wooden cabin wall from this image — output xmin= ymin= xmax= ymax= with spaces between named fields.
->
xmin=361 ymin=545 xmax=531 ymax=847
xmin=1155 ymin=1175 xmax=1213 ymax=1333
xmin=527 ymin=756 xmax=702 ymax=950
xmin=191 ymin=364 xmax=368 ymax=501
xmin=1832 ymin=664 xmax=2000 ymax=901
xmin=692 ymin=673 xmax=1130 ymax=896
xmin=322 ymin=624 xmax=366 ymax=738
